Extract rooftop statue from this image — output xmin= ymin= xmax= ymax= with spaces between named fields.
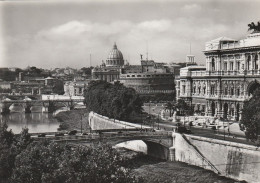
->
xmin=248 ymin=21 xmax=260 ymax=33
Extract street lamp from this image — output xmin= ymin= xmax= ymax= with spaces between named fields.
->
xmin=157 ymin=112 xmax=160 ymax=130
xmin=157 ymin=110 xmax=161 ymax=130
xmin=81 ymin=115 xmax=83 ymax=134
xmin=140 ymin=112 xmax=143 ymax=130
xmin=223 ymin=120 xmax=226 ymax=140
xmin=81 ymin=113 xmax=86 ymax=134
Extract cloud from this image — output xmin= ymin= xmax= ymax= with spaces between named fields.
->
xmin=182 ymin=4 xmax=201 ymax=11
xmin=3 ymin=18 xmax=237 ymax=68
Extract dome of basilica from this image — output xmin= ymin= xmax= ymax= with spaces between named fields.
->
xmin=106 ymin=43 xmax=124 ymax=66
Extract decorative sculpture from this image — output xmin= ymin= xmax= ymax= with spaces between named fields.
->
xmin=248 ymin=21 xmax=260 ymax=32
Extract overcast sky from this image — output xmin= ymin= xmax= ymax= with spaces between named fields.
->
xmin=0 ymin=0 xmax=260 ymax=69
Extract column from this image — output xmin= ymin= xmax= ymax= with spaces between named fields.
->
xmin=216 ymin=102 xmax=221 ymax=117
xmin=234 ymin=54 xmax=237 ymax=71
xmin=227 ymin=58 xmax=230 ymax=71
xmin=220 ymin=103 xmax=224 ymax=118
xmin=207 ymin=101 xmax=212 ymax=117
xmin=258 ymin=52 xmax=260 ymax=71
xmin=207 ymin=57 xmax=211 ymax=71
xmin=227 ymin=103 xmax=230 ymax=120
xmin=234 ymin=103 xmax=238 ymax=121
xmin=251 ymin=54 xmax=254 ymax=70
xmin=239 ymin=103 xmax=243 ymax=120
xmin=218 ymin=57 xmax=221 ymax=72
xmin=205 ymin=102 xmax=208 ymax=116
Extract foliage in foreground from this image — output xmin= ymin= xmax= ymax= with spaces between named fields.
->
xmin=0 ymin=124 xmax=32 ymax=183
xmin=240 ymin=88 xmax=260 ymax=142
xmin=0 ymin=124 xmax=142 ymax=183
xmin=11 ymin=142 xmax=142 ymax=183
xmin=84 ymin=80 xmax=143 ymax=120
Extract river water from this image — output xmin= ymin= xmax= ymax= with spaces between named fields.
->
xmin=0 ymin=106 xmax=60 ymax=134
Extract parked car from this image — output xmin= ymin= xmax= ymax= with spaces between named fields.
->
xmin=176 ymin=126 xmax=192 ymax=134
xmin=55 ymin=133 xmax=64 ymax=137
xmin=68 ymin=130 xmax=77 ymax=135
xmin=38 ymin=133 xmax=46 ymax=137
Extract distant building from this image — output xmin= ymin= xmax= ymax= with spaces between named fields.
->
xmin=176 ymin=27 xmax=260 ymax=121
xmin=64 ymin=79 xmax=97 ymax=96
xmin=91 ymin=43 xmax=183 ymax=95
xmin=119 ymin=60 xmax=175 ymax=95
xmin=4 ymin=77 xmax=63 ymax=95
xmin=92 ymin=43 xmax=124 ymax=82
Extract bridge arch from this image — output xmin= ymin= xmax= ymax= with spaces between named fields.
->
xmin=105 ymin=137 xmax=172 ymax=160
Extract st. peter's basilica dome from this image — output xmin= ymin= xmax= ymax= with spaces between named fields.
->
xmin=106 ymin=43 xmax=124 ymax=67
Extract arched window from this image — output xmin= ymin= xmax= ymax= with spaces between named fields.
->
xmin=212 ymin=58 xmax=215 ymax=71
xmin=247 ymin=55 xmax=251 ymax=70
xmin=224 ymin=87 xmax=228 ymax=95
xmin=255 ymin=54 xmax=258 ymax=70
xmin=237 ymin=88 xmax=240 ymax=96
xmin=210 ymin=86 xmax=215 ymax=95
xmin=231 ymin=88 xmax=234 ymax=96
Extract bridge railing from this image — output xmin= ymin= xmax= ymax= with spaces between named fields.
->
xmin=31 ymin=131 xmax=172 ymax=141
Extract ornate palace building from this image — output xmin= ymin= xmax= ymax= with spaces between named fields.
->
xmin=176 ymin=26 xmax=260 ymax=121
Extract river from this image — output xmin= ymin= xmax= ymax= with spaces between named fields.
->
xmin=0 ymin=106 xmax=60 ymax=134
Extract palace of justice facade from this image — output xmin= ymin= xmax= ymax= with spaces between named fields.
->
xmin=176 ymin=29 xmax=260 ymax=121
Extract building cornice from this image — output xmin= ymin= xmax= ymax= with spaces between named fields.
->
xmin=203 ymin=45 xmax=260 ymax=55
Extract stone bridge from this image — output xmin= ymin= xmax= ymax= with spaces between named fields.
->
xmin=43 ymin=131 xmax=174 ymax=160
xmin=0 ymin=97 xmax=84 ymax=114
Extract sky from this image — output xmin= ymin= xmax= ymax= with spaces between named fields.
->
xmin=0 ymin=0 xmax=260 ymax=69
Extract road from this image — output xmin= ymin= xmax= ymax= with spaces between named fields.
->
xmin=142 ymin=104 xmax=255 ymax=146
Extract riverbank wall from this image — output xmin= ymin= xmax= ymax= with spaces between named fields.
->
xmin=88 ymin=111 xmax=151 ymax=130
xmin=88 ymin=111 xmax=260 ymax=182
xmin=172 ymin=132 xmax=260 ymax=183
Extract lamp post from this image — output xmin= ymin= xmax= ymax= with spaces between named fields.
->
xmin=141 ymin=112 xmax=143 ymax=130
xmin=157 ymin=112 xmax=160 ymax=130
xmin=81 ymin=115 xmax=83 ymax=134
xmin=223 ymin=120 xmax=225 ymax=140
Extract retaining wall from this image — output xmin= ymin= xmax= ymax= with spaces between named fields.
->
xmin=173 ymin=133 xmax=260 ymax=183
xmin=88 ymin=111 xmax=151 ymax=130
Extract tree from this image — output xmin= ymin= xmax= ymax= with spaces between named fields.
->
xmin=11 ymin=141 xmax=142 ymax=183
xmin=240 ymin=88 xmax=260 ymax=142
xmin=84 ymin=80 xmax=143 ymax=121
xmin=175 ymin=99 xmax=192 ymax=116
xmin=164 ymin=102 xmax=175 ymax=117
xmin=0 ymin=123 xmax=16 ymax=182
xmin=0 ymin=125 xmax=33 ymax=183
xmin=52 ymin=80 xmax=65 ymax=95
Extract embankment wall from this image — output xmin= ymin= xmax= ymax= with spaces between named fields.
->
xmin=173 ymin=133 xmax=260 ymax=183
xmin=88 ymin=111 xmax=150 ymax=130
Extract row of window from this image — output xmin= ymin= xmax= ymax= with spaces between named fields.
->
xmin=125 ymin=74 xmax=171 ymax=78
xmin=211 ymin=55 xmax=259 ymax=71
xmin=182 ymin=85 xmax=242 ymax=96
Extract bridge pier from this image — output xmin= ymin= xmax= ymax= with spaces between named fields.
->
xmin=169 ymin=147 xmax=175 ymax=161
xmin=42 ymin=106 xmax=49 ymax=113
xmin=24 ymin=106 xmax=32 ymax=113
xmin=23 ymin=103 xmax=32 ymax=113
xmin=0 ymin=107 xmax=10 ymax=114
xmin=0 ymin=103 xmax=11 ymax=115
